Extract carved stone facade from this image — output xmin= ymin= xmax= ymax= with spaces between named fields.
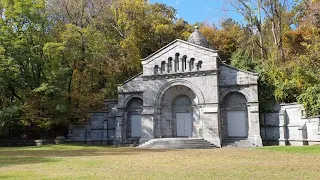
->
xmin=116 ymin=33 xmax=263 ymax=147
xmin=67 ymin=29 xmax=320 ymax=147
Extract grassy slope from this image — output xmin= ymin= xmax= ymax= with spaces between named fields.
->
xmin=0 ymin=145 xmax=320 ymax=179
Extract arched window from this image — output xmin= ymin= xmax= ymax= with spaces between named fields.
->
xmin=161 ymin=61 xmax=166 ymax=74
xmin=168 ymin=57 xmax=173 ymax=73
xmin=189 ymin=58 xmax=195 ymax=71
xmin=197 ymin=61 xmax=203 ymax=71
xmin=175 ymin=53 xmax=180 ymax=72
xmin=182 ymin=55 xmax=187 ymax=72
xmin=154 ymin=65 xmax=159 ymax=74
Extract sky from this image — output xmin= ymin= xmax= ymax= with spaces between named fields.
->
xmin=149 ymin=0 xmax=244 ymax=26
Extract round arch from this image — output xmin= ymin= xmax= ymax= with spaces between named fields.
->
xmin=126 ymin=97 xmax=143 ymax=109
xmin=220 ymin=90 xmax=250 ymax=104
xmin=221 ymin=91 xmax=248 ymax=139
xmin=155 ymin=84 xmax=201 ymax=138
xmin=155 ymin=79 xmax=205 ymax=106
xmin=124 ymin=95 xmax=143 ymax=108
xmin=124 ymin=97 xmax=143 ymax=140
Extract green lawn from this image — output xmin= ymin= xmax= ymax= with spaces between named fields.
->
xmin=1 ymin=145 xmax=320 ymax=179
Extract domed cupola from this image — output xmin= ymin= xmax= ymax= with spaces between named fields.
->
xmin=187 ymin=26 xmax=210 ymax=48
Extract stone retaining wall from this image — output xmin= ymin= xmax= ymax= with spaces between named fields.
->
xmin=261 ymin=103 xmax=320 ymax=146
xmin=67 ymin=100 xmax=117 ymax=145
xmin=68 ymin=101 xmax=320 ymax=146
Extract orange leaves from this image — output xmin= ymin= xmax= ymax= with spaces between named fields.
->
xmin=283 ymin=29 xmax=306 ymax=56
xmin=199 ymin=24 xmax=243 ymax=62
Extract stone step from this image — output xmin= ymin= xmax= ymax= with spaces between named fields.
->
xmin=146 ymin=141 xmax=214 ymax=144
xmin=148 ymin=143 xmax=217 ymax=147
xmin=138 ymin=138 xmax=217 ymax=149
xmin=146 ymin=143 xmax=217 ymax=146
xmin=222 ymin=138 xmax=256 ymax=148
xmin=223 ymin=138 xmax=248 ymax=142
xmin=148 ymin=146 xmax=216 ymax=149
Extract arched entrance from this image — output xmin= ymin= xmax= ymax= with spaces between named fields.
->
xmin=158 ymin=85 xmax=200 ymax=138
xmin=126 ymin=97 xmax=143 ymax=138
xmin=223 ymin=92 xmax=248 ymax=138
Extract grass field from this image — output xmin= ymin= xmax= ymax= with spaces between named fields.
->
xmin=1 ymin=145 xmax=320 ymax=180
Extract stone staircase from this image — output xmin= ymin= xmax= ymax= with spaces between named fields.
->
xmin=138 ymin=138 xmax=217 ymax=149
xmin=222 ymin=138 xmax=257 ymax=147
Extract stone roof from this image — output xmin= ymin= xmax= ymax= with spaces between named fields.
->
xmin=187 ymin=26 xmax=210 ymax=48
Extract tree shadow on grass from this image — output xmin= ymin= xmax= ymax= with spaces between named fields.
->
xmin=0 ymin=145 xmax=183 ymax=158
xmin=0 ymin=156 xmax=60 ymax=168
xmin=0 ymin=175 xmax=11 ymax=179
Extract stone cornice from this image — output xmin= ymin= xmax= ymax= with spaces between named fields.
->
xmin=219 ymin=83 xmax=258 ymax=87
xmin=118 ymin=91 xmax=143 ymax=94
xmin=142 ymin=70 xmax=218 ymax=80
xmin=141 ymin=39 xmax=218 ymax=63
xmin=247 ymin=101 xmax=260 ymax=104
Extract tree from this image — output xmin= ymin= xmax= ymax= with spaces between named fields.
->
xmin=0 ymin=0 xmax=52 ymax=138
xmin=200 ymin=19 xmax=247 ymax=63
xmin=224 ymin=0 xmax=266 ymax=59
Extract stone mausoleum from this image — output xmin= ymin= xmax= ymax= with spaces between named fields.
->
xmin=68 ymin=28 xmax=320 ymax=148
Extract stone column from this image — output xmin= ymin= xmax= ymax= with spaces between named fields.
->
xmin=297 ymin=123 xmax=308 ymax=146
xmin=85 ymin=126 xmax=92 ymax=145
xmin=102 ymin=113 xmax=109 ymax=145
xmin=247 ymin=102 xmax=263 ymax=147
xmin=278 ymin=109 xmax=288 ymax=146
xmin=115 ymin=109 xmax=124 ymax=145
xmin=201 ymin=104 xmax=221 ymax=147
xmin=154 ymin=106 xmax=162 ymax=138
xmin=139 ymin=106 xmax=155 ymax=144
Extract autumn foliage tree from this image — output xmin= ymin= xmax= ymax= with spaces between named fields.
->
xmin=0 ymin=0 xmax=319 ymax=140
xmin=0 ymin=0 xmax=191 ymax=139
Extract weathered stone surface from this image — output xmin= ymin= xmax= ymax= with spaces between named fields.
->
xmin=187 ymin=27 xmax=210 ymax=48
xmin=112 ymin=29 xmax=264 ymax=148
xmin=138 ymin=138 xmax=216 ymax=149
xmin=260 ymin=103 xmax=320 ymax=146
xmin=69 ymin=29 xmax=320 ymax=148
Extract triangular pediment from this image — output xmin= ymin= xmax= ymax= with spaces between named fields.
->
xmin=141 ymin=39 xmax=218 ymax=65
xmin=141 ymin=40 xmax=219 ymax=76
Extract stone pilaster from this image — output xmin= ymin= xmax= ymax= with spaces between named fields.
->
xmin=201 ymin=104 xmax=221 ymax=147
xmin=85 ymin=126 xmax=92 ymax=145
xmin=247 ymin=102 xmax=263 ymax=147
xmin=115 ymin=109 xmax=124 ymax=145
xmin=154 ymin=106 xmax=161 ymax=138
xmin=278 ymin=109 xmax=288 ymax=146
xmin=139 ymin=106 xmax=155 ymax=144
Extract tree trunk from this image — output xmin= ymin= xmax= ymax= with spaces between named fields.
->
xmin=258 ymin=0 xmax=264 ymax=59
xmin=277 ymin=13 xmax=285 ymax=60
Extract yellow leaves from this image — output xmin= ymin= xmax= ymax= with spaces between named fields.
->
xmin=2 ymin=0 xmax=45 ymax=21
xmin=200 ymin=24 xmax=242 ymax=61
xmin=43 ymin=42 xmax=64 ymax=53
xmin=62 ymin=24 xmax=83 ymax=43
xmin=296 ymin=79 xmax=304 ymax=89
xmin=119 ymin=35 xmax=141 ymax=69
xmin=181 ymin=31 xmax=191 ymax=41
xmin=112 ymin=0 xmax=148 ymax=33
xmin=154 ymin=24 xmax=173 ymax=34
xmin=283 ymin=30 xmax=306 ymax=56
xmin=0 ymin=46 xmax=5 ymax=55
xmin=200 ymin=26 xmax=216 ymax=43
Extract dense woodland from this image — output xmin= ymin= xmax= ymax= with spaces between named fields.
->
xmin=0 ymin=0 xmax=319 ymax=139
